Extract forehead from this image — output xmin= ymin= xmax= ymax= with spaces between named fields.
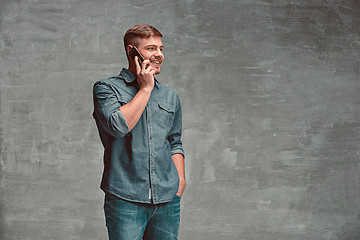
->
xmin=137 ymin=36 xmax=163 ymax=47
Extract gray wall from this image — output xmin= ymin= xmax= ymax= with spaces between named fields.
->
xmin=1 ymin=0 xmax=360 ymax=239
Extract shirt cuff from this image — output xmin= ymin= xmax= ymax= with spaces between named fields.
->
xmin=171 ymin=148 xmax=185 ymax=159
xmin=110 ymin=109 xmax=131 ymax=137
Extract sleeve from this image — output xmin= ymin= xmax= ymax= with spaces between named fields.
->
xmin=168 ymin=94 xmax=185 ymax=158
xmin=93 ymin=82 xmax=130 ymax=138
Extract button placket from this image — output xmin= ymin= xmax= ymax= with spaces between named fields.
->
xmin=147 ymin=102 xmax=157 ymax=203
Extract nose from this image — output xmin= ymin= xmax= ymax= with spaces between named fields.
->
xmin=155 ymin=48 xmax=163 ymax=58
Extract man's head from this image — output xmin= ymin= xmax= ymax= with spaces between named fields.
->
xmin=124 ymin=25 xmax=164 ymax=75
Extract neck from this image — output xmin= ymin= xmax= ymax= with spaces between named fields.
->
xmin=127 ymin=64 xmax=137 ymax=77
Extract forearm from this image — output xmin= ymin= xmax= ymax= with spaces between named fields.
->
xmin=119 ymin=88 xmax=151 ymax=130
xmin=172 ymin=153 xmax=186 ymax=196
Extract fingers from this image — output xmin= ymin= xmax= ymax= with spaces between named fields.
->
xmin=141 ymin=59 xmax=151 ymax=71
xmin=137 ymin=58 xmax=155 ymax=80
xmin=135 ymin=58 xmax=153 ymax=75
xmin=136 ymin=59 xmax=155 ymax=90
xmin=135 ymin=56 xmax=141 ymax=74
xmin=139 ymin=59 xmax=154 ymax=75
xmin=136 ymin=58 xmax=148 ymax=74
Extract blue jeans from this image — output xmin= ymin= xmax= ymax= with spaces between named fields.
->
xmin=104 ymin=193 xmax=181 ymax=240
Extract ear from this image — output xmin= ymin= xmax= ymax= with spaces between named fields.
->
xmin=127 ymin=44 xmax=133 ymax=55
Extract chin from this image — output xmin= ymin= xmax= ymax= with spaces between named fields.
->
xmin=155 ymin=68 xmax=161 ymax=75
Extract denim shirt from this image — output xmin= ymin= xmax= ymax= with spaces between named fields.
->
xmin=93 ymin=68 xmax=184 ymax=204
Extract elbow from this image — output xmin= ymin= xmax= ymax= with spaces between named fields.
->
xmin=107 ymin=113 xmax=130 ymax=138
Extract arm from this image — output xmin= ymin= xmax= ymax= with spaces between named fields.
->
xmin=119 ymin=88 xmax=151 ymax=130
xmin=93 ymin=83 xmax=131 ymax=138
xmin=93 ymin=58 xmax=156 ymax=137
xmin=169 ymin=95 xmax=186 ymax=197
xmin=172 ymin=153 xmax=186 ymax=197
xmin=120 ymin=57 xmax=155 ymax=130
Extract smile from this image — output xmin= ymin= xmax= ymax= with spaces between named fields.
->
xmin=151 ymin=59 xmax=162 ymax=64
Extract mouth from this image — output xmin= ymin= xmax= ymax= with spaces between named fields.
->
xmin=151 ymin=59 xmax=162 ymax=65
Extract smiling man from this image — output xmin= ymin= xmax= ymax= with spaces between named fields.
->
xmin=93 ymin=24 xmax=186 ymax=240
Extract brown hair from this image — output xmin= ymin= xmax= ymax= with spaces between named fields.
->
xmin=124 ymin=24 xmax=163 ymax=51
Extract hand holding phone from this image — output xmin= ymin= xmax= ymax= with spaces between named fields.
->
xmin=129 ymin=46 xmax=155 ymax=91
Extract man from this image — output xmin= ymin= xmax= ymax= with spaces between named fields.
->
xmin=93 ymin=24 xmax=186 ymax=240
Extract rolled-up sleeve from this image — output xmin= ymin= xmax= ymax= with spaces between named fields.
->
xmin=93 ymin=82 xmax=130 ymax=138
xmin=168 ymin=95 xmax=185 ymax=158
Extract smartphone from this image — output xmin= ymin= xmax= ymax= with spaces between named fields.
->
xmin=128 ymin=46 xmax=145 ymax=65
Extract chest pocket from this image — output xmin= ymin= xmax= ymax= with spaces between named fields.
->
xmin=158 ymin=102 xmax=175 ymax=127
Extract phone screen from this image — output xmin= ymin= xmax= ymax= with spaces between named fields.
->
xmin=128 ymin=46 xmax=145 ymax=65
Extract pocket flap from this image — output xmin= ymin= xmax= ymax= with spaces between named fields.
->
xmin=158 ymin=102 xmax=175 ymax=113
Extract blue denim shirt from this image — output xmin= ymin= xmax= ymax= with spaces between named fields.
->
xmin=93 ymin=68 xmax=184 ymax=204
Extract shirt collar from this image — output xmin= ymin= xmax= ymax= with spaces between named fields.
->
xmin=120 ymin=68 xmax=136 ymax=83
xmin=119 ymin=68 xmax=160 ymax=87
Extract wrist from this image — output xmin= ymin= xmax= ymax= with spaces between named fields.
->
xmin=139 ymin=86 xmax=153 ymax=94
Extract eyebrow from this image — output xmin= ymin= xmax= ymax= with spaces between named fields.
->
xmin=145 ymin=45 xmax=164 ymax=48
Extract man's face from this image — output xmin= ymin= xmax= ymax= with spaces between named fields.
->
xmin=134 ymin=36 xmax=164 ymax=75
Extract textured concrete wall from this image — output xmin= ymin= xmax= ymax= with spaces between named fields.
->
xmin=1 ymin=0 xmax=360 ymax=239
